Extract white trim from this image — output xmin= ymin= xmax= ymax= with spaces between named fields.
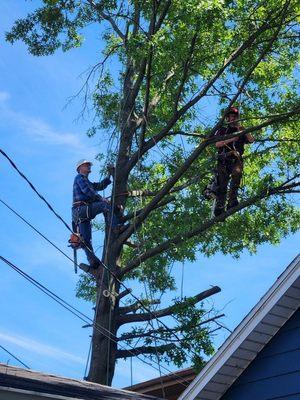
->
xmin=179 ymin=254 xmax=300 ymax=400
xmin=0 ymin=386 xmax=84 ymax=400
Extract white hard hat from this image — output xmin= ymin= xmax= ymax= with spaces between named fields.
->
xmin=76 ymin=159 xmax=93 ymax=171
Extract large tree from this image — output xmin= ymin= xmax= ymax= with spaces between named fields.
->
xmin=7 ymin=0 xmax=300 ymax=386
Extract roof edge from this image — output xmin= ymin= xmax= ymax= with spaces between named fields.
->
xmin=178 ymin=254 xmax=300 ymax=400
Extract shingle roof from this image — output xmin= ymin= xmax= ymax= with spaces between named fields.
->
xmin=0 ymin=363 xmax=162 ymax=399
xmin=179 ymin=254 xmax=300 ymax=400
xmin=124 ymin=367 xmax=197 ymax=400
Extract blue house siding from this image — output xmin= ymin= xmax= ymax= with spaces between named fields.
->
xmin=221 ymin=308 xmax=300 ymax=400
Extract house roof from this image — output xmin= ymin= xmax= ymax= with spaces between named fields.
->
xmin=0 ymin=363 xmax=162 ymax=400
xmin=179 ymin=254 xmax=300 ymax=400
xmin=124 ymin=367 xmax=197 ymax=400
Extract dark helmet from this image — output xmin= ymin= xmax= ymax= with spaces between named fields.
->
xmin=225 ymin=106 xmax=239 ymax=117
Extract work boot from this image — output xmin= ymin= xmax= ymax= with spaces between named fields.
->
xmin=227 ymin=199 xmax=239 ymax=211
xmin=79 ymin=263 xmax=93 ymax=273
xmin=79 ymin=260 xmax=101 ymax=273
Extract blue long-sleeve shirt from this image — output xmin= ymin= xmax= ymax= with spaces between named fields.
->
xmin=73 ymin=174 xmax=111 ymax=204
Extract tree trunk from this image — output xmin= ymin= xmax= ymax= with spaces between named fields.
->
xmin=87 ymin=243 xmax=122 ymax=385
xmin=87 ymin=58 xmax=136 ymax=385
xmin=87 ymin=288 xmax=117 ymax=385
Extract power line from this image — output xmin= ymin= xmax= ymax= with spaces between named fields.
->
xmin=0 ymin=197 xmax=189 ymax=387
xmin=0 ymin=344 xmax=30 ymax=369
xmin=0 ymin=198 xmax=74 ymax=264
xmin=0 ymin=148 xmax=214 ymax=365
xmin=0 ymin=149 xmax=73 ymax=233
xmin=0 ymin=255 xmax=190 ymax=388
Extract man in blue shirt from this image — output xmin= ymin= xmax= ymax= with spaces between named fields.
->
xmin=72 ymin=159 xmax=124 ymax=270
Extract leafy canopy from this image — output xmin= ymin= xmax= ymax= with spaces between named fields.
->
xmin=7 ymin=0 xmax=300 ymax=371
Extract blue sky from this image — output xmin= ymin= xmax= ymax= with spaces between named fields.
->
xmin=0 ymin=0 xmax=299 ymax=389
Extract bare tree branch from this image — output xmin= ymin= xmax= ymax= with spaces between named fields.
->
xmin=117 ymin=286 xmax=221 ymax=324
xmin=87 ymin=0 xmax=126 ymax=41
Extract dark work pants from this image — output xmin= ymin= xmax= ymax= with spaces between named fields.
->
xmin=72 ymin=201 xmax=120 ymax=266
xmin=216 ymin=157 xmax=243 ymax=210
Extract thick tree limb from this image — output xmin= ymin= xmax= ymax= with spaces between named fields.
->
xmin=117 ymin=286 xmax=221 ymax=324
xmin=118 ymin=288 xmax=132 ymax=300
xmin=121 ymin=179 xmax=300 ymax=276
xmin=132 ymin=1 xmax=141 ymax=37
xmin=116 ymin=343 xmax=174 ymax=359
xmin=119 ymin=299 xmax=161 ymax=315
xmin=138 ymin=51 xmax=154 ymax=149
xmin=154 ymin=0 xmax=172 ymax=33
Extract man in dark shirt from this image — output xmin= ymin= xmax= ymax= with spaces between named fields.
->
xmin=214 ymin=107 xmax=254 ymax=217
xmin=72 ymin=159 xmax=124 ymax=269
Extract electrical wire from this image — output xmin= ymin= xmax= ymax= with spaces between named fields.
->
xmin=0 ymin=195 xmax=192 ymax=361
xmin=0 ymin=149 xmax=73 ymax=233
xmin=0 ymin=148 xmax=212 ymax=366
xmin=0 ymin=198 xmax=74 ymax=264
xmin=0 ymin=344 xmax=30 ymax=369
xmin=0 ymin=255 xmax=191 ymax=388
